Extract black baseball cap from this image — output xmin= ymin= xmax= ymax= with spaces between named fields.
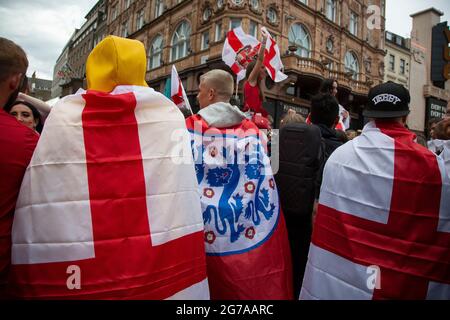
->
xmin=363 ymin=82 xmax=410 ymax=118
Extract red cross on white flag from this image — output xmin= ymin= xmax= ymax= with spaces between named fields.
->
xmin=222 ymin=27 xmax=287 ymax=84
xmin=261 ymin=27 xmax=288 ymax=83
xmin=300 ymin=121 xmax=450 ymax=300
xmin=8 ymin=86 xmax=209 ymax=299
xmin=171 ymin=65 xmax=192 ymax=114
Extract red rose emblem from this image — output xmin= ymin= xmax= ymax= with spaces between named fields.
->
xmin=203 ymin=188 xmax=215 ymax=198
xmin=245 ymin=227 xmax=255 ymax=239
xmin=205 ymin=231 xmax=216 ymax=244
xmin=245 ymin=182 xmax=255 ymax=194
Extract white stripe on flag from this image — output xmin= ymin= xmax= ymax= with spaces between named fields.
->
xmin=12 ymin=92 xmax=95 ymax=264
xmin=300 ymin=244 xmax=374 ymax=300
xmin=166 ymin=278 xmax=210 ymax=300
xmin=319 ymin=122 xmax=395 ymax=224
xmin=427 ymin=281 xmax=450 ymax=300
xmin=132 ymin=86 xmax=204 ymax=245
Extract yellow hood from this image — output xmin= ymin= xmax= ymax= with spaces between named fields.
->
xmin=86 ymin=35 xmax=148 ymax=92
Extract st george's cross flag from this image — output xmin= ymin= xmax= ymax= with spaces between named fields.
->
xmin=222 ymin=27 xmax=260 ymax=83
xmin=8 ymin=36 xmax=209 ymax=299
xmin=222 ymin=27 xmax=287 ymax=84
xmin=300 ymin=120 xmax=450 ymax=300
xmin=171 ymin=65 xmax=193 ymax=114
xmin=261 ymin=27 xmax=288 ymax=83
xmin=186 ymin=114 xmax=293 ymax=300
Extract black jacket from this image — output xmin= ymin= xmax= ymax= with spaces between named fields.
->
xmin=275 ymin=123 xmax=323 ymax=297
xmin=314 ymin=124 xmax=343 ymax=199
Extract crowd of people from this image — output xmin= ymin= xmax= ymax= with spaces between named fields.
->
xmin=1 ymin=34 xmax=450 ymax=300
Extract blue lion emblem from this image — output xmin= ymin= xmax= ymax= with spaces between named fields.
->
xmin=206 ymin=167 xmax=233 ymax=187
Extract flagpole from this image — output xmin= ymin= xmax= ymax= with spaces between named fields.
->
xmin=235 ymin=77 xmax=239 ymax=102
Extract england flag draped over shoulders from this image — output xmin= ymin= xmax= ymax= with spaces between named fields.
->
xmin=8 ymin=35 xmax=209 ymax=299
xmin=300 ymin=120 xmax=450 ymax=300
xmin=185 ymin=116 xmax=293 ymax=300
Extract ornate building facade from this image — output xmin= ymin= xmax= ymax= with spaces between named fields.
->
xmin=103 ymin=0 xmax=386 ymax=127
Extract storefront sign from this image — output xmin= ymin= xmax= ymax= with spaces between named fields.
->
xmin=279 ymin=102 xmax=310 ymax=118
xmin=427 ymin=97 xmax=447 ymax=119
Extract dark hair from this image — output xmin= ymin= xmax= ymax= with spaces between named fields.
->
xmin=434 ymin=118 xmax=450 ymax=140
xmin=310 ymin=93 xmax=339 ymax=128
xmin=0 ymin=37 xmax=28 ymax=82
xmin=319 ymin=79 xmax=338 ymax=94
xmin=245 ymin=61 xmax=257 ymax=80
xmin=428 ymin=117 xmax=441 ymax=127
xmin=7 ymin=100 xmax=43 ymax=133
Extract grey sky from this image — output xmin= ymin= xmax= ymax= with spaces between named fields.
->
xmin=0 ymin=0 xmax=449 ymax=82
xmin=386 ymin=0 xmax=450 ymax=38
xmin=0 ymin=0 xmax=97 ymax=80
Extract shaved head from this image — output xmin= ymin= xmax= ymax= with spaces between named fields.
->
xmin=200 ymin=70 xmax=234 ymax=101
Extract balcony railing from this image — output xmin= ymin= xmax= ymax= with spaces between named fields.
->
xmin=282 ymin=54 xmax=372 ymax=94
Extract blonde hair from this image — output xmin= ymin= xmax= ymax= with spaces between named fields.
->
xmin=280 ymin=109 xmax=305 ymax=128
xmin=200 ymin=69 xmax=234 ymax=101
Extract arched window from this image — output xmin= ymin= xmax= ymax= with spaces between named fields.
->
xmin=288 ymin=23 xmax=311 ymax=58
xmin=345 ymin=51 xmax=359 ymax=80
xmin=171 ymin=21 xmax=191 ymax=61
xmin=148 ymin=34 xmax=163 ymax=70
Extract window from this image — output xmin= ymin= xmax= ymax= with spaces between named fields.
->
xmin=389 ymin=54 xmax=395 ymax=71
xmin=326 ymin=0 xmax=337 ymax=22
xmin=215 ymin=22 xmax=222 ymax=41
xmin=267 ymin=7 xmax=277 ymax=24
xmin=229 ymin=18 xmax=241 ymax=30
xmin=386 ymin=31 xmax=393 ymax=41
xmin=136 ymin=9 xmax=144 ymax=30
xmin=345 ymin=51 xmax=359 ymax=80
xmin=297 ymin=0 xmax=308 ymax=4
xmin=126 ymin=0 xmax=131 ymax=9
xmin=349 ymin=11 xmax=358 ymax=36
xmin=400 ymin=59 xmax=406 ymax=74
xmin=171 ymin=21 xmax=191 ymax=61
xmin=112 ymin=6 xmax=117 ymax=20
xmin=122 ymin=20 xmax=129 ymax=37
xmin=155 ymin=0 xmax=164 ymax=18
xmin=249 ymin=21 xmax=258 ymax=38
xmin=201 ymin=31 xmax=209 ymax=50
xmin=400 ymin=59 xmax=405 ymax=74
xmin=231 ymin=0 xmax=244 ymax=4
xmin=202 ymin=7 xmax=212 ymax=22
xmin=250 ymin=0 xmax=260 ymax=10
xmin=288 ymin=23 xmax=311 ymax=58
xmin=148 ymin=34 xmax=163 ymax=69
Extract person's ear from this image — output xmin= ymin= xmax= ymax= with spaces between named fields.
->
xmin=8 ymin=73 xmax=22 ymax=91
xmin=208 ymin=88 xmax=215 ymax=100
